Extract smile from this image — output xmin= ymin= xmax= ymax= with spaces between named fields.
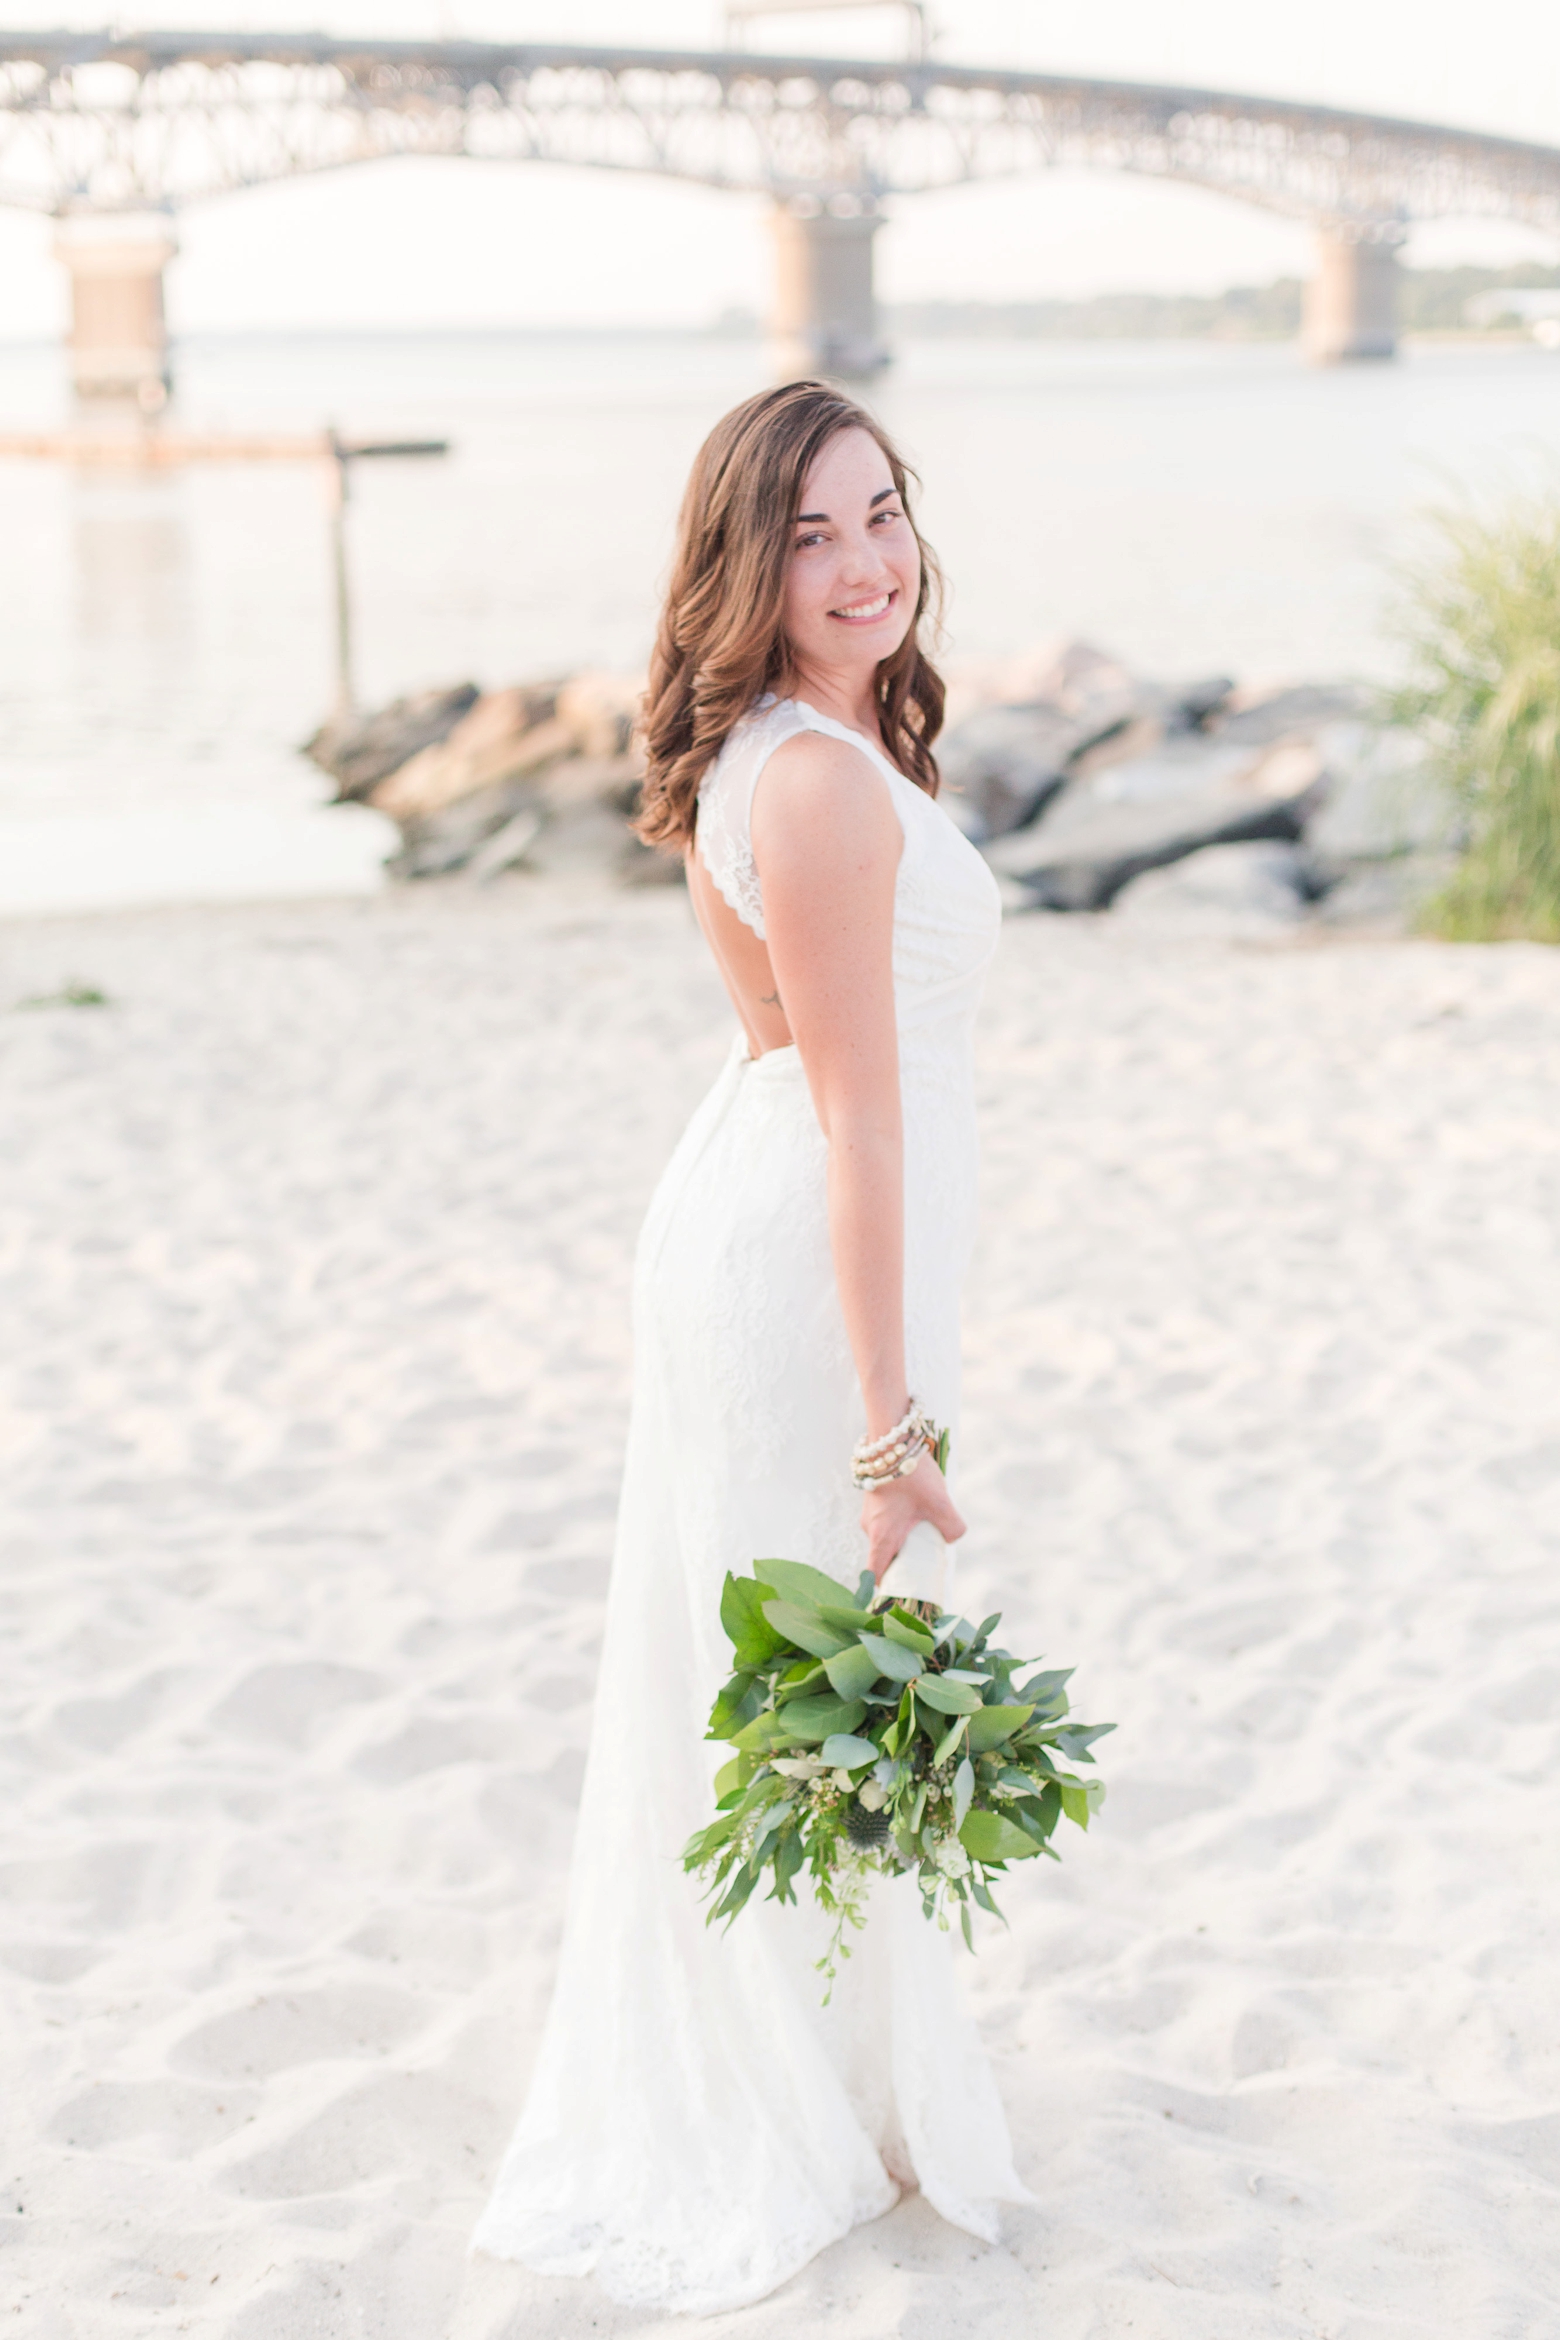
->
xmin=829 ymin=590 xmax=896 ymax=622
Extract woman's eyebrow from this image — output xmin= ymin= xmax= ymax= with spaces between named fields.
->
xmin=795 ymin=487 xmax=898 ymax=523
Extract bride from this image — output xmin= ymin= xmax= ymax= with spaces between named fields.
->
xmin=474 ymin=380 xmax=1030 ymax=2313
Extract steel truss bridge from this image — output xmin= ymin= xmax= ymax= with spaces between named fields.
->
xmin=3 ymin=29 xmax=1559 ymax=390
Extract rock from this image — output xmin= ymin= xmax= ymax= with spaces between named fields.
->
xmin=936 ymin=705 xmax=1075 ymax=840
xmin=537 ymin=754 xmax=642 ymax=817
xmin=385 ymin=775 xmax=540 ymax=882
xmin=937 ymin=639 xmax=1162 ymax=841
xmin=989 ymin=737 xmax=1327 ymax=912
xmin=367 ymin=687 xmax=569 ymax=822
xmin=305 ymin=683 xmax=480 ymax=800
xmin=1111 ymin=841 xmax=1311 ymax=934
xmin=1215 ymin=681 xmax=1367 ymax=746
xmin=466 ymin=808 xmax=546 ymax=884
xmin=555 ymin=672 xmax=643 ymax=760
xmin=1167 ymin=675 xmax=1237 ymax=733
xmin=1300 ymin=723 xmax=1452 ymax=863
xmin=1312 ymin=851 xmax=1457 ymax=932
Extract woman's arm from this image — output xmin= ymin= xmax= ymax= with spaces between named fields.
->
xmin=752 ymin=734 xmax=965 ymax=1580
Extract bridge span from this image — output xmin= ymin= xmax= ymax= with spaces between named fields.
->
xmin=3 ymin=30 xmax=1559 ymax=398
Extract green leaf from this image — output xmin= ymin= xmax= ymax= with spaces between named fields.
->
xmin=778 ymin=1694 xmax=868 ymax=1745
xmin=719 ymin=1573 xmax=788 ymax=1668
xmin=769 ymin=1827 xmax=806 ymax=1902
xmin=869 ymin=1637 xmax=925 ymax=1683
xmin=761 ymin=1599 xmax=852 ymax=1659
xmin=824 ymin=1640 xmax=887 ymax=1700
xmin=959 ymin=1809 xmax=1040 ymax=1864
xmin=712 ymin=1755 xmax=748 ymax=1800
xmin=965 ymin=1702 xmax=1036 ymax=1755
xmin=708 ymin=1671 xmax=763 ymax=1739
xmin=729 ymin=1710 xmax=796 ymax=1754
xmin=1007 ymin=1793 xmax=1059 ymax=1850
xmin=930 ymin=1711 xmax=969 ymax=1766
xmin=952 ymin=1755 xmax=975 ymax=1827
xmin=970 ymin=1875 xmax=1005 ymax=1921
xmin=1015 ymin=1665 xmax=1074 ymax=1710
xmin=1055 ymin=1722 xmax=1117 ymax=1759
xmin=1059 ymin=1782 xmax=1092 ymax=1830
xmin=821 ymin=1732 xmax=878 ymax=1769
xmin=753 ymin=1556 xmax=857 ymax=1611
xmin=883 ymin=1611 xmax=935 ymax=1656
xmin=711 ymin=1862 xmax=762 ymax=1926
xmin=914 ymin=1675 xmax=983 ymax=1715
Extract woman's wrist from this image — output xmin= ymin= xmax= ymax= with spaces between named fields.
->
xmin=862 ymin=1387 xmax=911 ymax=1440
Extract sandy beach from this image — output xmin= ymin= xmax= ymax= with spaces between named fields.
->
xmin=3 ymin=882 xmax=1558 ymax=2338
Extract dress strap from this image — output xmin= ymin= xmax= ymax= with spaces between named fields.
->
xmin=695 ymin=696 xmax=911 ymax=941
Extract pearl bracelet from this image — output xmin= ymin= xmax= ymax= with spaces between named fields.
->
xmin=854 ymin=1399 xmax=923 ymax=1466
xmin=852 ymin=1403 xmax=939 ymax=1492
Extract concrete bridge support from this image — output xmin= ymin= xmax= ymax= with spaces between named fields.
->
xmin=1303 ymin=220 xmax=1405 ymax=362
xmin=769 ymin=199 xmax=889 ymax=381
xmin=52 ymin=214 xmax=177 ymax=403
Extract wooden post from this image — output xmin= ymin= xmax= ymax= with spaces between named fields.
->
xmin=326 ymin=430 xmax=354 ymax=720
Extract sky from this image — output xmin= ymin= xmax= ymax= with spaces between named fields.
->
xmin=0 ymin=0 xmax=1558 ymax=333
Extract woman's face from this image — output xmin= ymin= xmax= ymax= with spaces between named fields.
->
xmin=781 ymin=426 xmax=920 ymax=686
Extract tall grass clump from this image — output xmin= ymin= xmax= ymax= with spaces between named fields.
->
xmin=1394 ymin=492 xmax=1560 ymax=942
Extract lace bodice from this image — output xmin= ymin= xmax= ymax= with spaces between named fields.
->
xmin=695 ymin=695 xmax=1001 ymax=1039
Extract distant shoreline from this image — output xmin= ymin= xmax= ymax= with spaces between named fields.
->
xmin=1 ymin=263 xmax=1557 ymax=357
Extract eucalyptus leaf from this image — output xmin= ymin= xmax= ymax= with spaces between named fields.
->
xmin=965 ymin=1702 xmax=1035 ymax=1755
xmin=958 ymin=1809 xmax=1038 ymax=1864
xmin=720 ymin=1572 xmax=788 ymax=1667
xmin=952 ymin=1755 xmax=975 ymax=1827
xmin=821 ymin=1731 xmax=879 ymax=1769
xmin=913 ymin=1675 xmax=983 ymax=1715
xmin=824 ymin=1640 xmax=887 ymax=1701
xmin=869 ymin=1637 xmax=925 ymax=1683
xmin=779 ymin=1694 xmax=868 ymax=1745
xmin=882 ymin=1611 xmax=936 ymax=1657
xmin=753 ymin=1556 xmax=857 ymax=1611
xmin=762 ymin=1599 xmax=852 ymax=1659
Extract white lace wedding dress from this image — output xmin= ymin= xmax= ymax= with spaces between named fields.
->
xmin=474 ymin=696 xmax=1031 ymax=2314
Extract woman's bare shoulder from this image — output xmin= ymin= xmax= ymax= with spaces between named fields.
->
xmin=752 ymin=726 xmax=898 ymax=850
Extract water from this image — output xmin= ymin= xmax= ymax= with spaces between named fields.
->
xmin=2 ymin=329 xmax=1557 ymax=915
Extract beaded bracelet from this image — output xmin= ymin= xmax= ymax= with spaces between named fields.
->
xmin=852 ymin=1403 xmax=939 ymax=1492
xmin=853 ymin=1398 xmax=923 ymax=1466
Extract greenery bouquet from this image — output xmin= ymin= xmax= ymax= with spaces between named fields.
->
xmin=682 ymin=1553 xmax=1113 ymax=1990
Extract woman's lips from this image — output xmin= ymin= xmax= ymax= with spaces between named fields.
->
xmin=828 ymin=589 xmax=897 ymax=623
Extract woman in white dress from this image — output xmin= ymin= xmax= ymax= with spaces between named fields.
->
xmin=474 ymin=381 xmax=1030 ymax=2313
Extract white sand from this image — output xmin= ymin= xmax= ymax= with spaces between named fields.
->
xmin=3 ymin=885 xmax=1558 ymax=2338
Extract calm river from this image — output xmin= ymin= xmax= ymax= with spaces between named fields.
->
xmin=1 ymin=329 xmax=1556 ymax=913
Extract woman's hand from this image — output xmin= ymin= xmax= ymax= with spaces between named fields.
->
xmin=860 ymin=1449 xmax=967 ymax=1585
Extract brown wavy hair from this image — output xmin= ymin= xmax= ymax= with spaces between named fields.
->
xmin=634 ymin=380 xmax=945 ymax=850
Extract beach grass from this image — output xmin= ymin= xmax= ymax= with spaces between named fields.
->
xmin=1394 ymin=492 xmax=1560 ymax=943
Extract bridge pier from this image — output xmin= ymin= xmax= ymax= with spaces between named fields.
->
xmin=1303 ymin=220 xmax=1405 ymax=363
xmin=769 ymin=199 xmax=890 ymax=381
xmin=52 ymin=214 xmax=177 ymax=404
